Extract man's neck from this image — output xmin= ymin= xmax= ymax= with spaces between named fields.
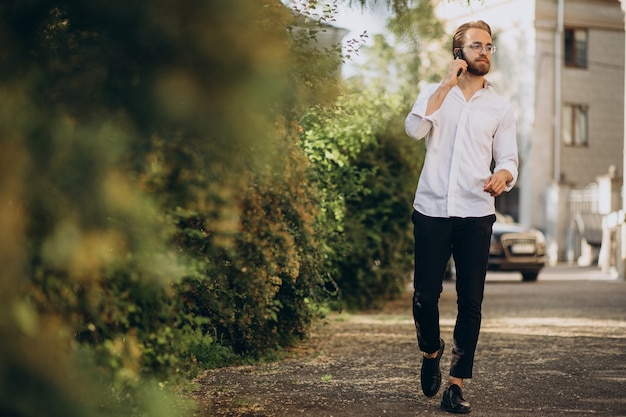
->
xmin=457 ymin=74 xmax=486 ymax=100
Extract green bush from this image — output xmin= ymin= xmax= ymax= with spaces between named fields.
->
xmin=301 ymin=86 xmax=425 ymax=309
xmin=1 ymin=0 xmax=338 ymax=415
xmin=172 ymin=128 xmax=334 ymax=357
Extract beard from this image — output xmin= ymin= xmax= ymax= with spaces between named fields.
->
xmin=467 ymin=59 xmax=490 ymax=76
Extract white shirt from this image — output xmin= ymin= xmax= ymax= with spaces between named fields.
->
xmin=405 ymin=81 xmax=518 ymax=218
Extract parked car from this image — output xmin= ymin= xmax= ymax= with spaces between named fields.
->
xmin=488 ymin=212 xmax=546 ymax=281
xmin=443 ymin=212 xmax=546 ymax=282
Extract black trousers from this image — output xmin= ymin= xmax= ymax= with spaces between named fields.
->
xmin=411 ymin=210 xmax=495 ymax=379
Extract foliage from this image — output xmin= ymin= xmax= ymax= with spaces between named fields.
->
xmin=386 ymin=0 xmax=446 ymax=89
xmin=172 ymin=120 xmax=334 ymax=357
xmin=347 ymin=0 xmax=446 ymax=96
xmin=0 ymin=0 xmax=338 ymax=416
xmin=301 ymin=85 xmax=424 ymax=309
xmin=347 ymin=0 xmax=475 ymax=13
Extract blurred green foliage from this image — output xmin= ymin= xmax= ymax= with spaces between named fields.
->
xmin=0 ymin=0 xmax=440 ymax=415
xmin=1 ymin=0 xmax=334 ymax=415
xmin=301 ymin=84 xmax=424 ymax=310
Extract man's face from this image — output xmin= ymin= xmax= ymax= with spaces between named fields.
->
xmin=462 ymin=28 xmax=493 ymax=76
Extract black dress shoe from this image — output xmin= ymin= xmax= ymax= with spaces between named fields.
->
xmin=420 ymin=338 xmax=444 ymax=397
xmin=441 ymin=384 xmax=471 ymax=414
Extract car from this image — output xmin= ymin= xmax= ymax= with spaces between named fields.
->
xmin=488 ymin=212 xmax=547 ymax=281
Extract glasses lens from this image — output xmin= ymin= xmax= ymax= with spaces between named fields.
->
xmin=470 ymin=43 xmax=496 ymax=54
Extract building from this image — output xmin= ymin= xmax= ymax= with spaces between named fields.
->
xmin=434 ymin=0 xmax=625 ymax=267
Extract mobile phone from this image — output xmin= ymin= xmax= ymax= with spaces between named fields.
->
xmin=454 ymin=49 xmax=464 ymax=77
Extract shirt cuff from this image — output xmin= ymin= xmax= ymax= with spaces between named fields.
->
xmin=495 ymin=163 xmax=518 ymax=191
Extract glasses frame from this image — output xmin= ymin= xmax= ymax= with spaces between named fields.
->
xmin=463 ymin=42 xmax=496 ymax=54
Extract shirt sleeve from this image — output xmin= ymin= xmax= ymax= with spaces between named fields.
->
xmin=405 ymin=84 xmax=440 ymax=140
xmin=493 ymin=104 xmax=519 ymax=191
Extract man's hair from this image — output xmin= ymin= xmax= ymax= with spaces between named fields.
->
xmin=452 ymin=20 xmax=492 ymax=54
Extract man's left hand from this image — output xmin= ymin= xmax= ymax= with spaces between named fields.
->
xmin=484 ymin=170 xmax=513 ymax=197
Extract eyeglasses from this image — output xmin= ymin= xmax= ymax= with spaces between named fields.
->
xmin=463 ymin=42 xmax=496 ymax=54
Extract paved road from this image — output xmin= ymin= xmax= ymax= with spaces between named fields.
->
xmin=195 ymin=265 xmax=626 ymax=417
xmin=466 ymin=265 xmax=626 ymax=416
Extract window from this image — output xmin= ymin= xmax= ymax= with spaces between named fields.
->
xmin=562 ymin=104 xmax=589 ymax=146
xmin=564 ymin=28 xmax=588 ymax=68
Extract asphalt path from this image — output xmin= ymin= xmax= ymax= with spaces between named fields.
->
xmin=195 ymin=265 xmax=626 ymax=417
xmin=459 ymin=265 xmax=626 ymax=416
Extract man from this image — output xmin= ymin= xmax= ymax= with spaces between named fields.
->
xmin=405 ymin=20 xmax=518 ymax=414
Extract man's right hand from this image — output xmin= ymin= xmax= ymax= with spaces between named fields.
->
xmin=425 ymin=57 xmax=468 ymax=115
xmin=443 ymin=57 xmax=467 ymax=87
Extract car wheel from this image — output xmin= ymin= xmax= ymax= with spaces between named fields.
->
xmin=521 ymin=272 xmax=538 ymax=282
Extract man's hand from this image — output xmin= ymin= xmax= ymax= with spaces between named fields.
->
xmin=425 ymin=57 xmax=468 ymax=116
xmin=442 ymin=56 xmax=467 ymax=88
xmin=484 ymin=169 xmax=513 ymax=197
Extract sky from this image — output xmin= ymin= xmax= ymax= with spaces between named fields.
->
xmin=332 ymin=1 xmax=389 ymax=38
xmin=330 ymin=2 xmax=391 ymax=77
